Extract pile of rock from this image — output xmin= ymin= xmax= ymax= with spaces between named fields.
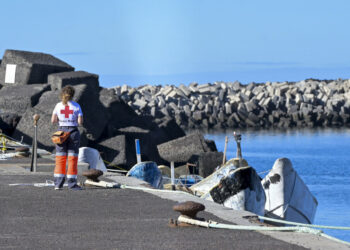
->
xmin=0 ymin=49 xmax=221 ymax=172
xmin=114 ymin=79 xmax=350 ymax=130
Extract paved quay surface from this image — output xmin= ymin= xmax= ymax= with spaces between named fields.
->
xmin=0 ymin=163 xmax=349 ymax=249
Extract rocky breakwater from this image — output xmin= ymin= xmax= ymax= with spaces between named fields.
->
xmin=0 ymin=49 xmax=222 ymax=173
xmin=114 ymin=79 xmax=350 ymax=130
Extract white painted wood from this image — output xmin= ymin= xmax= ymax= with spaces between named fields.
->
xmin=85 ymin=179 xmax=119 ymax=188
xmin=191 ymin=158 xmax=265 ymax=216
xmin=190 ymin=158 xmax=242 ymax=196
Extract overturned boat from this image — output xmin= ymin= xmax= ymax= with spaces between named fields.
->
xmin=127 ymin=161 xmax=163 ymax=189
xmin=261 ymin=158 xmax=318 ymax=224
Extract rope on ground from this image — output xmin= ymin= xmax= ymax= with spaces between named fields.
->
xmin=120 ymin=184 xmax=193 ymax=196
xmin=178 ymin=215 xmax=350 ymax=246
xmin=178 ymin=215 xmax=322 ymax=233
xmin=257 ymin=169 xmax=271 ymax=175
xmin=103 ymin=160 xmax=127 ymax=171
xmin=258 ymin=215 xmax=350 ymax=230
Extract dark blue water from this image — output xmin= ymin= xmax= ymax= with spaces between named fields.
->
xmin=205 ymin=129 xmax=350 ymax=242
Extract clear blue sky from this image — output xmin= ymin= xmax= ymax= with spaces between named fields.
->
xmin=1 ymin=0 xmax=350 ymax=87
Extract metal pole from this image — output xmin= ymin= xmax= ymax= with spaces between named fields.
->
xmin=30 ymin=114 xmax=40 ymax=172
xmin=233 ymin=131 xmax=242 ymax=167
xmin=222 ymin=136 xmax=228 ymax=165
xmin=170 ymin=161 xmax=175 ymax=191
xmin=135 ymin=139 xmax=141 ymax=163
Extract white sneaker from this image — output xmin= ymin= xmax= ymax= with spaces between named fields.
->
xmin=54 ymin=187 xmax=62 ymax=190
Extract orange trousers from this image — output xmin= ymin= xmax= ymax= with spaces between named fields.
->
xmin=54 ymin=155 xmax=78 ymax=177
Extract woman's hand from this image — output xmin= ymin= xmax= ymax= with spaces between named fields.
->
xmin=78 ymin=116 xmax=83 ymax=126
xmin=51 ymin=114 xmax=58 ymax=124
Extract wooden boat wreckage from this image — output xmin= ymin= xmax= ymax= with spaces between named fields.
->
xmin=190 ymin=132 xmax=266 ymax=216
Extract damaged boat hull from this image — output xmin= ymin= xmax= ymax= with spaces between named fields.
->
xmin=191 ymin=158 xmax=266 ymax=216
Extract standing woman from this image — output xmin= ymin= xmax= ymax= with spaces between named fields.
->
xmin=51 ymin=85 xmax=83 ymax=190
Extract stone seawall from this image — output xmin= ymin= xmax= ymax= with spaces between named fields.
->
xmin=113 ymin=78 xmax=350 ymax=130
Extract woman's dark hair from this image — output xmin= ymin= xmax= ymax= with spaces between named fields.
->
xmin=60 ymin=85 xmax=75 ymax=105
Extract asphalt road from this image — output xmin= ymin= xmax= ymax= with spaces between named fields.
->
xmin=0 ymin=174 xmax=306 ymax=250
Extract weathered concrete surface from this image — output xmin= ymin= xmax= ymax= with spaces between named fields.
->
xmin=157 ymin=132 xmax=210 ymax=163
xmin=0 ymin=173 xmax=305 ymax=250
xmin=0 ymin=112 xmax=20 ymax=135
xmin=12 ymin=90 xmax=60 ymax=151
xmin=48 ymin=70 xmax=99 ymax=91
xmin=196 ymin=151 xmax=223 ymax=177
xmin=0 ymin=84 xmax=50 ymax=115
xmin=96 ymin=134 xmax=128 ymax=167
xmin=72 ymin=83 xmax=108 ymax=141
xmin=0 ymin=49 xmax=74 ymax=85
xmin=99 ymin=88 xmax=151 ymax=135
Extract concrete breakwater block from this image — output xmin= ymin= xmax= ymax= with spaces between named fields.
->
xmin=73 ymin=84 xmax=108 ymax=142
xmin=99 ymin=88 xmax=154 ymax=135
xmin=0 ymin=113 xmax=20 ymax=135
xmin=48 ymin=71 xmax=99 ymax=91
xmin=0 ymin=84 xmax=50 ymax=115
xmin=12 ymin=90 xmax=61 ymax=151
xmin=117 ymin=126 xmax=166 ymax=167
xmin=196 ymin=152 xmax=223 ymax=178
xmin=157 ymin=132 xmax=213 ymax=164
xmin=95 ymin=135 xmax=127 ymax=167
xmin=157 ymin=118 xmax=185 ymax=141
xmin=116 ymin=79 xmax=350 ymax=130
xmin=0 ymin=49 xmax=74 ymax=85
xmin=95 ymin=122 xmax=182 ymax=169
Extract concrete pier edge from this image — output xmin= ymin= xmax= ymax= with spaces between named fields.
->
xmin=106 ymin=173 xmax=349 ymax=250
xmin=0 ymin=159 xmax=349 ymax=249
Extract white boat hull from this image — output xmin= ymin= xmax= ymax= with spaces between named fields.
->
xmin=262 ymin=158 xmax=318 ymax=224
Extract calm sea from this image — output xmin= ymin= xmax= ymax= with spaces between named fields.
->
xmin=204 ymin=128 xmax=350 ymax=242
